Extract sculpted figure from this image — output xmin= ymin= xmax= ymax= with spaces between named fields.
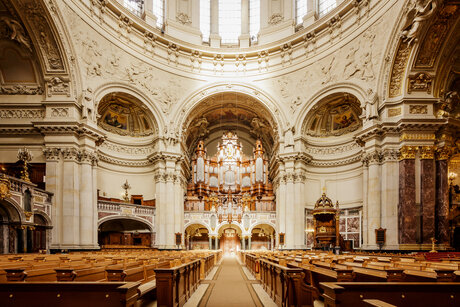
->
xmin=81 ymin=87 xmax=95 ymax=121
xmin=365 ymin=89 xmax=379 ymax=121
xmin=401 ymin=0 xmax=439 ymax=43
xmin=0 ymin=16 xmax=32 ymax=51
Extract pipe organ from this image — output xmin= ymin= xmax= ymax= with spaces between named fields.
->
xmin=185 ymin=132 xmax=275 ymax=220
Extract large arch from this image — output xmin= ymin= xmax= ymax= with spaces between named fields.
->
xmin=173 ymin=82 xmax=287 ymax=140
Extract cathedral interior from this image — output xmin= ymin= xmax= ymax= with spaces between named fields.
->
xmin=0 ymin=0 xmax=460 ymax=306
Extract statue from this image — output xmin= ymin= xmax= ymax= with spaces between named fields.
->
xmin=364 ymin=89 xmax=379 ymax=121
xmin=436 ymin=91 xmax=459 ymax=118
xmin=81 ymin=87 xmax=96 ymax=121
xmin=401 ymin=0 xmax=439 ymax=44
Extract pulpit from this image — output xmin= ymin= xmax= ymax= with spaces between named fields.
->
xmin=312 ymin=193 xmax=340 ymax=250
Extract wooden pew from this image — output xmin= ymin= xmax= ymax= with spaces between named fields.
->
xmin=0 ymin=281 xmax=139 ymax=307
xmin=320 ymin=282 xmax=460 ymax=307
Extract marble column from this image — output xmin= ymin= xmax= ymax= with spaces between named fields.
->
xmin=208 ymin=236 xmax=212 ymax=249
xmin=215 ymin=236 xmax=218 ymax=250
xmin=165 ymin=171 xmax=175 ymax=248
xmin=44 ymin=148 xmax=62 ymax=248
xmin=361 ymin=158 xmax=369 ymax=247
xmin=398 ymin=146 xmax=417 ymax=245
xmin=366 ymin=151 xmax=382 ymax=248
xmin=242 ymin=237 xmax=246 ymax=250
xmin=420 ymin=146 xmax=435 ymax=244
xmin=436 ymin=148 xmax=450 ymax=244
xmin=62 ymin=148 xmax=80 ymax=248
xmin=294 ymin=171 xmax=306 ymax=249
xmin=380 ymin=149 xmax=399 ymax=248
xmin=248 ymin=237 xmax=251 ymax=250
xmin=285 ymin=171 xmax=295 ymax=248
xmin=79 ymin=158 xmax=93 ymax=247
xmin=154 ymin=170 xmax=166 ymax=248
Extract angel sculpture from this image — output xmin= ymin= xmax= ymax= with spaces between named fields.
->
xmin=0 ymin=16 xmax=32 ymax=51
xmin=401 ymin=0 xmax=439 ymax=44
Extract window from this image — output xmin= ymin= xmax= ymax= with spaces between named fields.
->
xmin=219 ymin=0 xmax=241 ymax=44
xmin=123 ymin=0 xmax=143 ymax=17
xmin=200 ymin=0 xmax=211 ymax=42
xmin=319 ymin=0 xmax=336 ymax=16
xmin=249 ymin=0 xmax=260 ymax=41
xmin=153 ymin=0 xmax=164 ymax=28
xmin=296 ymin=0 xmax=307 ymax=25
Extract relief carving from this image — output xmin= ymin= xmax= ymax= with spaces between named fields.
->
xmin=364 ymin=89 xmax=379 ymax=121
xmin=0 ymin=16 xmax=32 ymax=51
xmin=388 ymin=107 xmax=402 ymax=117
xmin=268 ymin=13 xmax=284 ymax=25
xmin=81 ymin=87 xmax=96 ymax=121
xmin=23 ymin=2 xmax=63 ymax=70
xmin=176 ymin=13 xmax=191 ymax=25
xmin=408 ymin=72 xmax=432 ymax=94
xmin=389 ymin=42 xmax=411 ymax=97
xmin=0 ymin=85 xmax=43 ymax=95
xmin=46 ymin=76 xmax=70 ymax=97
xmin=435 ymin=91 xmax=459 ymax=118
xmin=0 ymin=109 xmax=45 ymax=119
xmin=50 ymin=107 xmax=69 ymax=117
xmin=321 ymin=56 xmax=336 ymax=85
xmin=409 ymin=104 xmax=428 ymax=114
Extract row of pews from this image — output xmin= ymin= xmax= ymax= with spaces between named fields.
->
xmin=0 ymin=249 xmax=222 ymax=307
xmin=241 ymin=250 xmax=460 ymax=307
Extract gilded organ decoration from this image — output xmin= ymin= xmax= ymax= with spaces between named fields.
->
xmin=185 ymin=132 xmax=275 ymax=221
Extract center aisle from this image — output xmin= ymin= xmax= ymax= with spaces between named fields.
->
xmin=203 ymin=255 xmax=260 ymax=307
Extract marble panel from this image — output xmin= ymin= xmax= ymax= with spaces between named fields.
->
xmin=399 ymin=159 xmax=416 ymax=244
xmin=347 ymin=233 xmax=360 ymax=247
xmin=436 ymin=160 xmax=449 ymax=244
xmin=421 ymin=159 xmax=435 ymax=244
xmin=347 ymin=217 xmax=360 ymax=233
xmin=339 ymin=218 xmax=346 ymax=232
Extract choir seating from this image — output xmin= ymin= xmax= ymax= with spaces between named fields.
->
xmin=0 ymin=249 xmax=222 ymax=307
xmin=241 ymin=250 xmax=460 ymax=307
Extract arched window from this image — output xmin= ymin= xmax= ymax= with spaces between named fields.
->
xmin=296 ymin=0 xmax=307 ymax=25
xmin=319 ymin=0 xmax=336 ymax=16
xmin=153 ymin=0 xmax=164 ymax=28
xmin=249 ymin=0 xmax=260 ymax=41
xmin=200 ymin=0 xmax=211 ymax=42
xmin=219 ymin=0 xmax=241 ymax=44
xmin=123 ymin=0 xmax=143 ymax=17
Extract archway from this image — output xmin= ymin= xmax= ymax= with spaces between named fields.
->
xmin=185 ymin=224 xmax=210 ymax=250
xmin=31 ymin=213 xmax=51 ymax=253
xmin=250 ymin=224 xmax=276 ymax=251
xmin=98 ymin=218 xmax=152 ymax=247
xmin=0 ymin=199 xmax=23 ymax=254
xmin=218 ymin=224 xmax=242 ymax=255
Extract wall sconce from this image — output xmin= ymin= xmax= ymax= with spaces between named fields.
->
xmin=449 ymin=172 xmax=457 ymax=186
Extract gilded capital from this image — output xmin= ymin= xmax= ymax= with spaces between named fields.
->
xmin=435 ymin=146 xmax=454 ymax=161
xmin=399 ymin=146 xmax=417 ymax=160
xmin=419 ymin=146 xmax=435 ymax=160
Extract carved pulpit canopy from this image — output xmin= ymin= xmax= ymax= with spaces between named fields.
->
xmin=312 ymin=193 xmax=339 ymax=216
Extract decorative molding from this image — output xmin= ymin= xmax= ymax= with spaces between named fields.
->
xmin=46 ymin=77 xmax=70 ymax=97
xmin=399 ymin=146 xmax=418 ymax=160
xmin=100 ymin=142 xmax=154 ymax=155
xmin=409 ymin=104 xmax=428 ymax=114
xmin=50 ymin=107 xmax=69 ymax=117
xmin=408 ymin=72 xmax=432 ymax=94
xmin=305 ymin=142 xmax=360 ymax=155
xmin=388 ymin=107 xmax=402 ymax=117
xmin=176 ymin=12 xmax=191 ymax=25
xmin=389 ymin=41 xmax=411 ymax=98
xmin=98 ymin=152 xmax=150 ymax=167
xmin=400 ymin=132 xmax=435 ymax=141
xmin=436 ymin=146 xmax=454 ymax=161
xmin=0 ymin=109 xmax=45 ymax=119
xmin=0 ymin=85 xmax=43 ymax=95
xmin=381 ymin=149 xmax=399 ymax=162
xmin=268 ymin=13 xmax=284 ymax=25
xmin=310 ymin=155 xmax=362 ymax=167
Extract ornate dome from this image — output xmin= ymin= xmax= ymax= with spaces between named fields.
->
xmin=97 ymin=93 xmax=157 ymax=137
xmin=303 ymin=94 xmax=362 ymax=137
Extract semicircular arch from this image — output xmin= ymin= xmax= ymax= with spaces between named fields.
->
xmin=97 ymin=215 xmax=154 ymax=232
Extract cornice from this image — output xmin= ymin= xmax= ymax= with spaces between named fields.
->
xmin=66 ymin=0 xmax=392 ymax=77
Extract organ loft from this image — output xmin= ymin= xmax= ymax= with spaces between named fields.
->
xmin=186 ymin=132 xmax=275 ymax=219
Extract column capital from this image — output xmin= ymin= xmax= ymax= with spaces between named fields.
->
xmin=419 ymin=146 xmax=435 ymax=160
xmin=399 ymin=146 xmax=417 ymax=160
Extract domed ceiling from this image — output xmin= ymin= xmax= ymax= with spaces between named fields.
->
xmin=97 ymin=92 xmax=157 ymax=137
xmin=303 ymin=94 xmax=362 ymax=137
